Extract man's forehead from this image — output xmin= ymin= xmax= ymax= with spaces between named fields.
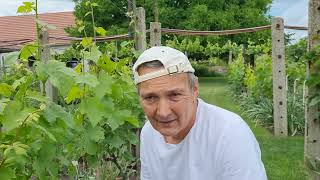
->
xmin=138 ymin=73 xmax=189 ymax=93
xmin=137 ymin=65 xmax=164 ymax=76
xmin=139 ymin=86 xmax=186 ymax=95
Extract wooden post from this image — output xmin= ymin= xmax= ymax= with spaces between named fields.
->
xmin=305 ymin=0 xmax=320 ymax=179
xmin=242 ymin=44 xmax=249 ymax=65
xmin=228 ymin=50 xmax=232 ymax=64
xmin=150 ymin=22 xmax=161 ymax=46
xmin=271 ymin=17 xmax=288 ymax=136
xmin=0 ymin=55 xmax=5 ymax=80
xmin=40 ymin=29 xmax=58 ymax=102
xmin=127 ymin=0 xmax=136 ymax=37
xmin=135 ymin=7 xmax=146 ymax=53
xmin=133 ymin=7 xmax=146 ymax=178
xmin=153 ymin=0 xmax=159 ymax=22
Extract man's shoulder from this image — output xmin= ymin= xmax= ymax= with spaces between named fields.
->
xmin=140 ymin=120 xmax=154 ymax=139
xmin=198 ymin=99 xmax=243 ymax=126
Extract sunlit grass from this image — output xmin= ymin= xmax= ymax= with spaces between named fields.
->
xmin=198 ymin=77 xmax=308 ymax=180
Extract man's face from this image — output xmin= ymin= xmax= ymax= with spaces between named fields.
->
xmin=138 ymin=66 xmax=199 ymax=143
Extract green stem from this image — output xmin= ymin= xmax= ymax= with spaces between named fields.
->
xmin=89 ymin=0 xmax=96 ymax=42
xmin=35 ymin=0 xmax=41 ymax=61
xmin=12 ymin=109 xmax=43 ymax=147
xmin=0 ymin=157 xmax=5 ymax=167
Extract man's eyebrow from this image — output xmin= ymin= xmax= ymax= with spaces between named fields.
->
xmin=167 ymin=88 xmax=185 ymax=93
xmin=140 ymin=92 xmax=157 ymax=98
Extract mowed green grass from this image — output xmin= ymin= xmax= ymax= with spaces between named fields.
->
xmin=198 ymin=77 xmax=308 ymax=180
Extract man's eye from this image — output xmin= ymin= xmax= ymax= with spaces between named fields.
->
xmin=145 ymin=96 xmax=156 ymax=101
xmin=169 ymin=93 xmax=181 ymax=99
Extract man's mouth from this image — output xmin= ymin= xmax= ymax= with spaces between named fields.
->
xmin=158 ymin=119 xmax=175 ymax=124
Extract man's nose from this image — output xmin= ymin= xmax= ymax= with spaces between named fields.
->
xmin=156 ymin=98 xmax=172 ymax=120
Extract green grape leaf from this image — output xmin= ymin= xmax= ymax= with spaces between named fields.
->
xmin=33 ymin=159 xmax=46 ymax=179
xmin=1 ymin=101 xmax=33 ymax=132
xmin=0 ymin=166 xmax=16 ymax=179
xmin=33 ymin=124 xmax=57 ymax=142
xmin=83 ymin=46 xmax=102 ymax=63
xmin=84 ymin=139 xmax=98 ymax=155
xmin=12 ymin=142 xmax=29 ymax=156
xmin=14 ymin=75 xmax=33 ymax=101
xmin=107 ymin=111 xmax=125 ymax=131
xmin=111 ymin=83 xmax=123 ymax=99
xmin=34 ymin=61 xmax=49 ymax=81
xmin=0 ymin=83 xmax=13 ymax=97
xmin=120 ymin=41 xmax=130 ymax=47
xmin=84 ymin=11 xmax=92 ymax=17
xmin=65 ymin=86 xmax=83 ymax=104
xmin=3 ymin=51 xmax=19 ymax=66
xmin=98 ymin=55 xmax=116 ymax=73
xmin=116 ymin=110 xmax=139 ymax=127
xmin=107 ymin=135 xmax=124 ymax=148
xmin=100 ymin=97 xmax=114 ymax=114
xmin=44 ymin=60 xmax=78 ymax=96
xmin=75 ymin=73 xmax=99 ymax=88
xmin=17 ymin=2 xmax=35 ymax=14
xmin=126 ymin=116 xmax=140 ymax=128
xmin=33 ymin=143 xmax=58 ymax=178
xmin=79 ymin=97 xmax=106 ymax=127
xmin=12 ymin=76 xmax=27 ymax=90
xmin=78 ymin=25 xmax=85 ymax=33
xmin=87 ymin=126 xmax=105 ymax=142
xmin=25 ymin=90 xmax=49 ymax=102
xmin=91 ymin=2 xmax=99 ymax=7
xmin=95 ymin=27 xmax=106 ymax=36
xmin=81 ymin=37 xmax=93 ymax=48
xmin=19 ymin=43 xmax=37 ymax=60
xmin=93 ymin=71 xmax=113 ymax=99
xmin=43 ymin=103 xmax=74 ymax=128
xmin=126 ymin=131 xmax=139 ymax=145
xmin=0 ymin=98 xmax=10 ymax=114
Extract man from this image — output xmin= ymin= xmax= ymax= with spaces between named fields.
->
xmin=132 ymin=46 xmax=267 ymax=180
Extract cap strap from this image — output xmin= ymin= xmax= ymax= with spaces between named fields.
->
xmin=135 ymin=63 xmax=194 ymax=84
xmin=135 ymin=68 xmax=169 ymax=84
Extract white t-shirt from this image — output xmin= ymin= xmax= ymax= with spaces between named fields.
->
xmin=140 ymin=99 xmax=267 ymax=180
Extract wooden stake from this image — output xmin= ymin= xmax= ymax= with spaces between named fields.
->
xmin=134 ymin=7 xmax=146 ymax=53
xmin=271 ymin=17 xmax=288 ymax=136
xmin=40 ymin=29 xmax=58 ymax=102
xmin=150 ymin=22 xmax=161 ymax=46
xmin=228 ymin=50 xmax=232 ymax=64
xmin=305 ymin=1 xmax=320 ymax=179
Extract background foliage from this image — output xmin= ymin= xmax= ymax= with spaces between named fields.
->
xmin=70 ymin=0 xmax=272 ymax=45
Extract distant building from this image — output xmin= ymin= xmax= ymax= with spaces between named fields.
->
xmin=0 ymin=11 xmax=75 ymax=66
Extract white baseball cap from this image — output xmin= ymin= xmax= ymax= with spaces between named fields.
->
xmin=132 ymin=46 xmax=195 ymax=85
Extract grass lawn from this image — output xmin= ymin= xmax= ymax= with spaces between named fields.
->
xmin=198 ymin=77 xmax=308 ymax=180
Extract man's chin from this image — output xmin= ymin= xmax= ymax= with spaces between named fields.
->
xmin=157 ymin=128 xmax=177 ymax=137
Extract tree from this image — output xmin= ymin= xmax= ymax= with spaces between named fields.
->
xmin=70 ymin=0 xmax=272 ymax=44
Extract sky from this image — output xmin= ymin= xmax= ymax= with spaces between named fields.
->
xmin=269 ymin=0 xmax=308 ymax=42
xmin=0 ymin=0 xmax=308 ymax=42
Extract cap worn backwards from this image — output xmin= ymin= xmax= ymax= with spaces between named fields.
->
xmin=132 ymin=46 xmax=195 ymax=85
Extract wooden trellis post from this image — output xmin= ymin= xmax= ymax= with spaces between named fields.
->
xmin=133 ymin=7 xmax=146 ymax=177
xmin=0 ymin=55 xmax=5 ymax=80
xmin=305 ymin=1 xmax=320 ymax=179
xmin=271 ymin=17 xmax=288 ymax=136
xmin=150 ymin=22 xmax=161 ymax=46
xmin=228 ymin=50 xmax=232 ymax=64
xmin=40 ymin=29 xmax=58 ymax=102
xmin=135 ymin=7 xmax=146 ymax=53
